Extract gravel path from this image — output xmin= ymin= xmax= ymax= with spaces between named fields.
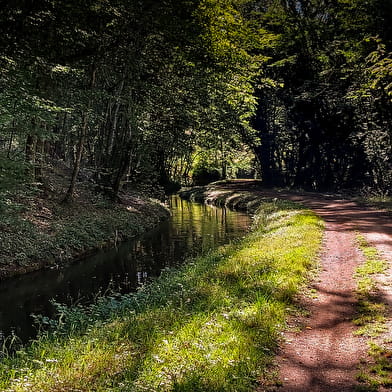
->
xmin=261 ymin=191 xmax=392 ymax=391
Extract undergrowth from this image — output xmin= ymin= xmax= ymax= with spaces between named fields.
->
xmin=0 ymin=192 xmax=169 ymax=274
xmin=355 ymin=195 xmax=392 ymax=213
xmin=0 ymin=197 xmax=323 ymax=392
xmin=354 ymin=234 xmax=392 ymax=390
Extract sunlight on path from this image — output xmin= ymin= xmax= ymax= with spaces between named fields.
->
xmin=255 ymin=190 xmax=392 ymax=392
xmin=273 ymin=226 xmax=367 ymax=391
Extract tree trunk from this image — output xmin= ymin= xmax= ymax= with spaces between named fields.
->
xmin=220 ymin=138 xmax=227 ymax=179
xmin=25 ymin=133 xmax=37 ymax=179
xmin=34 ymin=137 xmax=44 ymax=184
xmin=112 ymin=140 xmax=133 ymax=200
xmin=252 ymin=100 xmax=275 ymax=186
xmin=63 ymin=112 xmax=88 ymax=203
xmin=63 ymin=64 xmax=96 ymax=203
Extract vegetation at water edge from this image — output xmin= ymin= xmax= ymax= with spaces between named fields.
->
xmin=0 ymin=197 xmax=323 ymax=391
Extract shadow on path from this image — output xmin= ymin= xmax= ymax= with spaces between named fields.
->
xmin=209 ymin=181 xmax=392 ymax=391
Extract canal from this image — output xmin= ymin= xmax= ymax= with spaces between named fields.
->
xmin=0 ymin=196 xmax=251 ymax=342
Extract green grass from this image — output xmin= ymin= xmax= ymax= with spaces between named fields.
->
xmin=354 ymin=234 xmax=392 ymax=390
xmin=0 ymin=197 xmax=323 ymax=392
xmin=354 ymin=234 xmax=388 ymax=337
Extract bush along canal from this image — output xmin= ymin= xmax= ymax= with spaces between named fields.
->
xmin=0 ymin=191 xmax=323 ymax=392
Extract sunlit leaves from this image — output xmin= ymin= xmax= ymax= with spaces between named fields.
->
xmin=366 ymin=40 xmax=392 ymax=100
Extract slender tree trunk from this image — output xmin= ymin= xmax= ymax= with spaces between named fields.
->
xmin=8 ymin=101 xmax=17 ymax=158
xmin=8 ymin=128 xmax=14 ymax=159
xmin=220 ymin=138 xmax=227 ymax=179
xmin=112 ymin=140 xmax=133 ymax=200
xmin=34 ymin=137 xmax=44 ymax=184
xmin=107 ymin=79 xmax=125 ymax=159
xmin=25 ymin=133 xmax=37 ymax=179
xmin=63 ymin=64 xmax=96 ymax=203
xmin=95 ymin=102 xmax=110 ymax=170
xmin=63 ymin=113 xmax=88 ymax=202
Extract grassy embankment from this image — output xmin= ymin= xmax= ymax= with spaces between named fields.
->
xmin=354 ymin=235 xmax=392 ymax=391
xmin=0 ymin=184 xmax=169 ymax=278
xmin=0 ymin=185 xmax=323 ymax=392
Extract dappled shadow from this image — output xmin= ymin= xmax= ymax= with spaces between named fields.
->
xmin=185 ymin=181 xmax=392 ymax=392
xmin=272 ymin=285 xmax=364 ymax=392
xmin=248 ymin=188 xmax=392 ymax=256
xmin=204 ymin=182 xmax=392 ymax=251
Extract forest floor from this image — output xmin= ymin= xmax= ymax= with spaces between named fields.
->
xmin=181 ymin=180 xmax=392 ymax=391
xmin=0 ymin=166 xmax=169 ymax=279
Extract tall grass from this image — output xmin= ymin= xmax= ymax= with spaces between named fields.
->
xmin=0 ymin=199 xmax=323 ymax=392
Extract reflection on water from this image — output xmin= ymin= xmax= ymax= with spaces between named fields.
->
xmin=0 ymin=196 xmax=251 ymax=342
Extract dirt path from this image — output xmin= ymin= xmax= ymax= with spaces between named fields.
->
xmin=207 ymin=181 xmax=392 ymax=391
xmin=260 ymin=190 xmax=392 ymax=391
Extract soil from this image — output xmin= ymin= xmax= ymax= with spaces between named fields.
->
xmin=191 ymin=181 xmax=392 ymax=392
xmin=262 ymin=192 xmax=392 ymax=392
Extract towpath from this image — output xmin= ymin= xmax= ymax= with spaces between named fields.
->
xmin=213 ymin=181 xmax=392 ymax=391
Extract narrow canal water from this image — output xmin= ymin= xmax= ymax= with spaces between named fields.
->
xmin=0 ymin=196 xmax=251 ymax=343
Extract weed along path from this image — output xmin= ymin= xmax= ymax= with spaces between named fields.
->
xmin=256 ymin=188 xmax=392 ymax=391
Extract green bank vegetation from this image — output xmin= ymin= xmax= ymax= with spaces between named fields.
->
xmin=0 ymin=182 xmax=169 ymax=278
xmin=354 ymin=234 xmax=392 ymax=390
xmin=0 ymin=197 xmax=323 ymax=392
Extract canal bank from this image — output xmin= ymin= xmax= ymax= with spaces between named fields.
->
xmin=0 ymin=187 xmax=323 ymax=392
xmin=0 ymin=196 xmax=250 ymax=342
xmin=0 ymin=190 xmax=170 ymax=279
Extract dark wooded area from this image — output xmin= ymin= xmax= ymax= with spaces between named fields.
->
xmin=0 ymin=0 xmax=391 ymax=201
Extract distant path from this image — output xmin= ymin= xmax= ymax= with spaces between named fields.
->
xmin=212 ymin=181 xmax=392 ymax=391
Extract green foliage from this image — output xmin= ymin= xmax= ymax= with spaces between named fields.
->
xmin=192 ymin=166 xmax=221 ymax=185
xmin=0 ymin=196 xmax=169 ymax=272
xmin=1 ymin=0 xmax=391 ymax=200
xmin=249 ymin=0 xmax=392 ymax=192
xmin=0 ymin=154 xmax=28 ymax=194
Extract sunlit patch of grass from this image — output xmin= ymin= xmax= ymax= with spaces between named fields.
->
xmin=354 ymin=234 xmax=388 ymax=337
xmin=357 ymin=342 xmax=392 ymax=391
xmin=354 ymin=234 xmax=392 ymax=390
xmin=0 ymin=196 xmax=323 ymax=392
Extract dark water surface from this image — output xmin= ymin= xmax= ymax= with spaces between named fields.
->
xmin=0 ymin=196 xmax=251 ymax=342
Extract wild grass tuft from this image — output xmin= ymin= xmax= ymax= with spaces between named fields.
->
xmin=0 ymin=197 xmax=323 ymax=392
xmin=354 ymin=234 xmax=392 ymax=389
